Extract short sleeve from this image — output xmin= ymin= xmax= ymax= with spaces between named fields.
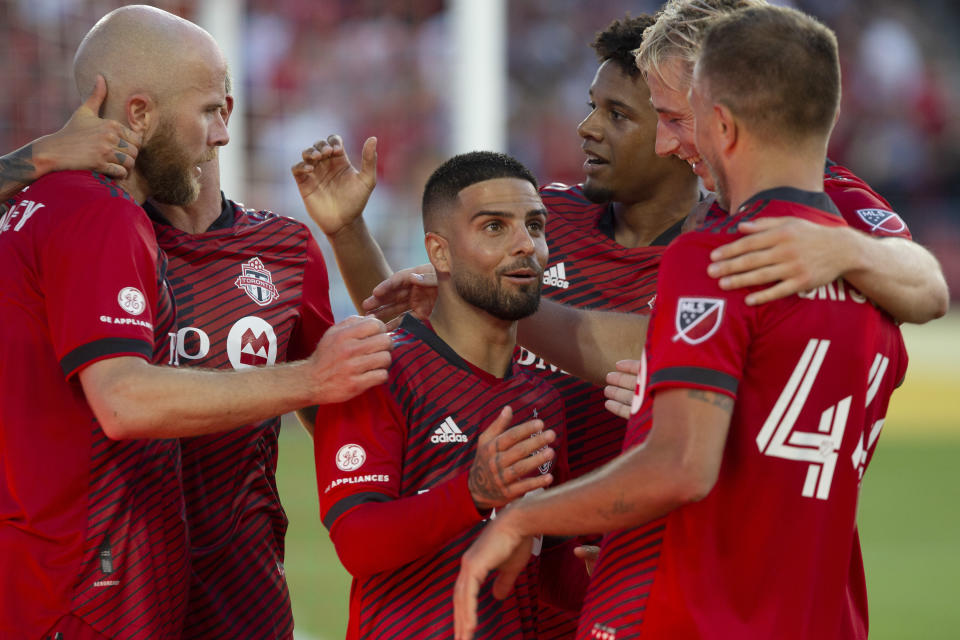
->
xmin=288 ymin=233 xmax=335 ymax=361
xmin=42 ymin=198 xmax=160 ymax=378
xmin=315 ymin=384 xmax=405 ymax=531
xmin=646 ymin=232 xmax=755 ymax=400
xmin=826 ymin=178 xmax=912 ymax=240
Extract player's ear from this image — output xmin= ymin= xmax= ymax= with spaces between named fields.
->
xmin=425 ymin=231 xmax=451 ymax=276
xmin=715 ymin=104 xmax=737 ymax=154
xmin=125 ymin=93 xmax=156 ymax=137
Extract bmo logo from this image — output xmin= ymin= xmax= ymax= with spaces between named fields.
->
xmin=166 ymin=316 xmax=277 ymax=369
xmin=227 ymin=316 xmax=277 ymax=369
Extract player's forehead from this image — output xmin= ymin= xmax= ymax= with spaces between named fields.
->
xmin=455 ymin=178 xmax=543 ymax=217
xmin=647 ymin=58 xmax=692 ymax=115
xmin=591 ymin=59 xmax=650 ymax=108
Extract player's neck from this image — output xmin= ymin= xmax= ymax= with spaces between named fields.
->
xmin=430 ymin=293 xmax=518 ymax=378
xmin=117 ymin=170 xmax=151 ymax=205
xmin=611 ymin=174 xmax=699 ymax=248
xmin=726 ymin=149 xmax=826 ymax=213
xmin=152 ymin=186 xmax=223 ymax=234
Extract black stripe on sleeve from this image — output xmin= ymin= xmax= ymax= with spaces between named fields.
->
xmin=650 ymin=366 xmax=739 ymax=396
xmin=323 ymin=491 xmax=392 ymax=530
xmin=60 ymin=337 xmax=153 ymax=378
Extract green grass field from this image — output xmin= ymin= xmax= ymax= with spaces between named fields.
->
xmin=276 ymin=312 xmax=960 ymax=640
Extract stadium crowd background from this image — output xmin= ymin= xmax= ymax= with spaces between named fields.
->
xmin=2 ymin=0 xmax=958 ymax=318
xmin=2 ymin=1 xmax=958 ymax=638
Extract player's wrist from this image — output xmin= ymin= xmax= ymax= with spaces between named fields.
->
xmin=325 ymin=213 xmax=368 ymax=241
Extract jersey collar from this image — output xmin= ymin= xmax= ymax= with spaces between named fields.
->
xmin=737 ymin=187 xmax=841 ymax=218
xmin=143 ymin=191 xmax=236 ymax=232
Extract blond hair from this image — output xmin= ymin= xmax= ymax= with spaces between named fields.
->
xmin=634 ymin=0 xmax=767 ymax=89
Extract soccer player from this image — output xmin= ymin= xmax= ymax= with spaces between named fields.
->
xmin=525 ymin=14 xmax=700 ymax=638
xmin=453 ymin=6 xmax=908 ymax=639
xmin=0 ymin=6 xmax=390 ymax=640
xmin=636 ymin=0 xmax=947 ymax=324
xmin=314 ymin=151 xmax=566 ymax=639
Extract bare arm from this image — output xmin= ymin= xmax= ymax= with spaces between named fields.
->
xmin=80 ymin=316 xmax=391 ymax=440
xmin=0 ymin=75 xmax=139 ymax=205
xmin=453 ymin=387 xmax=734 ymax=640
xmin=708 ymin=218 xmax=948 ymax=324
xmin=363 ymin=268 xmax=649 ymax=385
xmin=292 ymin=135 xmax=392 ymax=311
xmin=517 ymin=299 xmax=649 ymax=387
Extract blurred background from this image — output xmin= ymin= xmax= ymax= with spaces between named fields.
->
xmin=2 ymin=1 xmax=957 ymax=638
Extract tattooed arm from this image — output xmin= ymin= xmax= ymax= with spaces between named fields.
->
xmin=1 ymin=75 xmax=140 ymax=207
xmin=454 ymin=387 xmax=734 ymax=639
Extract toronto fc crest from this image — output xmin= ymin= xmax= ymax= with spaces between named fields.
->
xmin=235 ymin=257 xmax=280 ymax=306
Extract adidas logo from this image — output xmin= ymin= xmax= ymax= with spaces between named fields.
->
xmin=543 ymin=263 xmax=570 ymax=289
xmin=430 ymin=416 xmax=468 ymax=444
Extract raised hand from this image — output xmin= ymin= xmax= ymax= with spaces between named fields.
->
xmin=468 ymin=406 xmax=556 ymax=512
xmin=362 ymin=264 xmax=438 ymax=328
xmin=34 ymin=74 xmax=141 ymax=180
xmin=291 ymin=135 xmax=377 ymax=237
xmin=307 ymin=315 xmax=392 ymax=404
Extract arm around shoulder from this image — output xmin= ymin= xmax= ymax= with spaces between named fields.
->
xmin=843 ymin=231 xmax=948 ymax=324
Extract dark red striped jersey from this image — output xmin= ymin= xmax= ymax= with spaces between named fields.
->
xmin=524 ymin=183 xmax=680 ymax=478
xmin=315 ymin=316 xmax=566 ymax=639
xmin=527 ymin=183 xmax=681 ymax=640
xmin=147 ymin=195 xmax=333 ymax=640
xmin=578 ymin=188 xmax=907 ymax=640
xmin=0 ymin=171 xmax=182 ymax=639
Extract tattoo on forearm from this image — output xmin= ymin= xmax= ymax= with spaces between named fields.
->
xmin=469 ymin=454 xmax=507 ymax=509
xmin=687 ymin=389 xmax=734 ymax=413
xmin=0 ymin=146 xmax=37 ymax=201
xmin=598 ymin=492 xmax=635 ymax=521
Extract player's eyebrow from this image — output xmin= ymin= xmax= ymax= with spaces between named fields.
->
xmin=471 ymin=207 xmax=548 ymax=221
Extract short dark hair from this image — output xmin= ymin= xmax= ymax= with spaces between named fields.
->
xmin=591 ymin=14 xmax=655 ymax=78
xmin=422 ymin=151 xmax=538 ymax=231
xmin=696 ymin=5 xmax=840 ymax=144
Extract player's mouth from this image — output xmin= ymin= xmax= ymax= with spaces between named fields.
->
xmin=582 ymin=149 xmax=609 ymax=174
xmin=501 ymin=267 xmax=541 ymax=286
xmin=684 ymin=154 xmax=708 ymax=179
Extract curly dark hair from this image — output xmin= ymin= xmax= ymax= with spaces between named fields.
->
xmin=591 ymin=14 xmax=656 ymax=77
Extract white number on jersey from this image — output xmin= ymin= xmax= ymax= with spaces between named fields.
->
xmin=756 ymin=339 xmax=851 ymax=501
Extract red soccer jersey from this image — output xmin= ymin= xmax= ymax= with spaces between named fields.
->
xmin=528 ymin=183 xmax=682 ymax=640
xmin=316 ymin=316 xmax=566 ymax=639
xmin=578 ymin=188 xmax=907 ymax=640
xmin=147 ymin=196 xmax=334 ymax=640
xmin=700 ymin=161 xmax=912 ymax=240
xmin=527 ymin=183 xmax=677 ymax=477
xmin=0 ymin=172 xmax=182 ymax=639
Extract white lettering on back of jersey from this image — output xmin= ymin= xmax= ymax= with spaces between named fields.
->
xmin=0 ymin=199 xmax=44 ymax=234
xmin=797 ymin=278 xmax=867 ymax=304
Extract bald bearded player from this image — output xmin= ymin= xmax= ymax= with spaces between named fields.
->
xmin=0 ymin=7 xmax=391 ymax=640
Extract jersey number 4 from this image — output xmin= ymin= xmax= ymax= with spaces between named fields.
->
xmin=755 ymin=339 xmax=888 ymax=501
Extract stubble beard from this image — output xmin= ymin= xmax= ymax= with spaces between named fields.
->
xmin=582 ymin=178 xmax=615 ymax=204
xmin=452 ymin=265 xmax=542 ymax=322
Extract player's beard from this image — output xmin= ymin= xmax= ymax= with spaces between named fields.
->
xmin=452 ymin=260 xmax=543 ymax=321
xmin=582 ymin=178 xmax=614 ymax=204
xmin=137 ymin=118 xmax=207 ymax=206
